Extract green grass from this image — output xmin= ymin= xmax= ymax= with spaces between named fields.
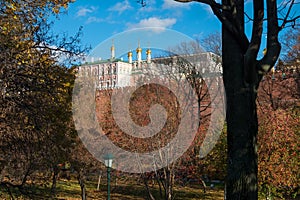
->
xmin=0 ymin=178 xmax=224 ymax=199
xmin=2 ymin=179 xmax=293 ymax=199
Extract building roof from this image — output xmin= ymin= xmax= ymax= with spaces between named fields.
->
xmin=82 ymin=58 xmax=128 ymax=66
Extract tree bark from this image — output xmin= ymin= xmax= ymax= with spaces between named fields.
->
xmin=142 ymin=174 xmax=156 ymax=200
xmin=175 ymin=0 xmax=289 ymax=199
xmin=51 ymin=165 xmax=60 ymax=195
xmin=78 ymin=169 xmax=87 ymax=200
xmin=164 ymin=166 xmax=173 ymax=200
xmin=222 ymin=3 xmax=259 ymax=199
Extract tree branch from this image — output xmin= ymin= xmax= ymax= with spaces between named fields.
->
xmin=175 ymin=0 xmax=249 ymax=52
xmin=244 ymin=11 xmax=254 ymax=22
xmin=279 ymin=15 xmax=300 ymax=29
xmin=279 ymin=0 xmax=296 ymax=29
xmin=244 ymin=0 xmax=264 ymax=84
xmin=257 ymin=0 xmax=281 ymax=74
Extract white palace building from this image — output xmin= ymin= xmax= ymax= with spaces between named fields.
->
xmin=77 ymin=42 xmax=223 ymax=90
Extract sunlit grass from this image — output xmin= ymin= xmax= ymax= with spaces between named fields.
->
xmin=1 ymin=179 xmax=287 ymax=199
xmin=0 ymin=178 xmax=225 ymax=199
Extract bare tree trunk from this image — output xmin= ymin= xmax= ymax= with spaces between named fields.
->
xmin=78 ymin=169 xmax=87 ymax=200
xmin=222 ymin=4 xmax=258 ymax=199
xmin=164 ymin=167 xmax=174 ymax=200
xmin=142 ymin=174 xmax=156 ymax=200
xmin=199 ymin=178 xmax=206 ymax=193
xmin=51 ymin=165 xmax=59 ymax=195
xmin=97 ymin=172 xmax=102 ymax=191
xmin=155 ymin=173 xmax=163 ymax=197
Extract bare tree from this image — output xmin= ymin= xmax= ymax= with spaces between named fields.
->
xmin=168 ymin=40 xmax=204 ymax=55
xmin=135 ymin=48 xmax=223 ymax=199
xmin=280 ymin=27 xmax=300 ymax=64
xmin=201 ymin=31 xmax=222 ymax=56
xmin=174 ymin=0 xmax=300 ymax=199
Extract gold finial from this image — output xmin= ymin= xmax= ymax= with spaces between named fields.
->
xmin=111 ymin=39 xmax=115 ymax=50
xmin=146 ymin=48 xmax=151 ymax=54
xmin=146 ymin=42 xmax=151 ymax=54
xmin=136 ymin=40 xmax=142 ymax=53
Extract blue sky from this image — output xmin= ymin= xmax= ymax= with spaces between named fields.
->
xmin=51 ymin=0 xmax=299 ymax=60
xmin=52 ymin=0 xmax=221 ymax=59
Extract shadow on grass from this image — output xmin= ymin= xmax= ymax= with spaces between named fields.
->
xmin=0 ymin=183 xmax=52 ymax=199
xmin=0 ymin=180 xmax=224 ymax=200
xmin=109 ymin=183 xmax=224 ymax=200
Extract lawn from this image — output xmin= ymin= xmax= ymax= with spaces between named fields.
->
xmin=0 ymin=178 xmax=224 ymax=199
xmin=56 ymin=180 xmax=225 ymax=200
xmin=1 ymin=178 xmax=294 ymax=199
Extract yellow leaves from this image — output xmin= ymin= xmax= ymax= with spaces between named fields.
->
xmin=7 ymin=3 xmax=17 ymax=11
xmin=63 ymin=3 xmax=68 ymax=9
xmin=41 ymin=54 xmax=49 ymax=60
xmin=52 ymin=7 xmax=60 ymax=14
xmin=52 ymin=0 xmax=74 ymax=14
xmin=1 ymin=26 xmax=8 ymax=35
xmin=17 ymin=58 xmax=29 ymax=66
xmin=11 ymin=5 xmax=16 ymax=11
xmin=1 ymin=26 xmax=7 ymax=31
xmin=64 ymin=82 xmax=71 ymax=87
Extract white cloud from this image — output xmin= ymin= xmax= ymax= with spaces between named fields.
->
xmin=76 ymin=6 xmax=97 ymax=17
xmin=108 ymin=0 xmax=133 ymax=14
xmin=86 ymin=17 xmax=104 ymax=24
xmin=127 ymin=17 xmax=177 ymax=33
xmin=162 ymin=0 xmax=191 ymax=9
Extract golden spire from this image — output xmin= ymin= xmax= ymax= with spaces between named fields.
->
xmin=111 ymin=39 xmax=115 ymax=60
xmin=136 ymin=40 xmax=142 ymax=53
xmin=111 ymin=39 xmax=115 ymax=50
xmin=146 ymin=42 xmax=151 ymax=54
xmin=146 ymin=48 xmax=151 ymax=55
xmin=146 ymin=42 xmax=151 ymax=64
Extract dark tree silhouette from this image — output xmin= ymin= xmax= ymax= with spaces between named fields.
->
xmin=173 ymin=0 xmax=299 ymax=199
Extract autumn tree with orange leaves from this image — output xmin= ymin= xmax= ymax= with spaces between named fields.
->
xmin=257 ymin=66 xmax=299 ymax=198
xmin=0 ymin=0 xmax=88 ymax=198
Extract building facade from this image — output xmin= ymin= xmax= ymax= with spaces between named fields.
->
xmin=77 ymin=42 xmax=223 ymax=90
